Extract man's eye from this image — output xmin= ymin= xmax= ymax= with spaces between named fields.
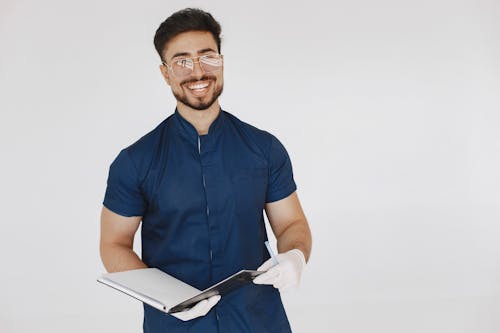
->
xmin=175 ymin=59 xmax=188 ymax=67
xmin=201 ymin=55 xmax=221 ymax=66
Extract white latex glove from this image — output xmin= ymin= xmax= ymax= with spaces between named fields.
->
xmin=253 ymin=249 xmax=306 ymax=292
xmin=171 ymin=295 xmax=221 ymax=321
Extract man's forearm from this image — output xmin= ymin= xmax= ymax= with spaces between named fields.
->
xmin=276 ymin=218 xmax=312 ymax=262
xmin=100 ymin=243 xmax=148 ymax=273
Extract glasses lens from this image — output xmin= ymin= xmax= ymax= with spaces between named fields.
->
xmin=172 ymin=58 xmax=194 ymax=77
xmin=200 ymin=54 xmax=223 ymax=73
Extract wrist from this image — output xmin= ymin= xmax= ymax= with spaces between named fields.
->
xmin=289 ymin=249 xmax=306 ymax=268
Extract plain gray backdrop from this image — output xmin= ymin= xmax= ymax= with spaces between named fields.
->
xmin=1 ymin=0 xmax=499 ymax=332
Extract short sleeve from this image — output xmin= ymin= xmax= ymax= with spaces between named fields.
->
xmin=265 ymin=135 xmax=297 ymax=203
xmin=103 ymin=149 xmax=147 ymax=217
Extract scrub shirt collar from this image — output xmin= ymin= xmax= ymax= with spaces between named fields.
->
xmin=173 ymin=107 xmax=225 ymax=148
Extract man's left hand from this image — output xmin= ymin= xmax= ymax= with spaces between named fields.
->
xmin=253 ymin=249 xmax=306 ymax=292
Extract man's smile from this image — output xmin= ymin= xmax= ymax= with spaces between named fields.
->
xmin=184 ymin=80 xmax=212 ymax=97
xmin=171 ymin=71 xmax=222 ymax=110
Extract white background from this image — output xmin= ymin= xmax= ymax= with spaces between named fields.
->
xmin=1 ymin=0 xmax=499 ymax=332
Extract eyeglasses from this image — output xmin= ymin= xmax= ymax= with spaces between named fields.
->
xmin=162 ymin=53 xmax=223 ymax=78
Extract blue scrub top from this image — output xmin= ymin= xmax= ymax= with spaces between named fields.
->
xmin=103 ymin=109 xmax=296 ymax=332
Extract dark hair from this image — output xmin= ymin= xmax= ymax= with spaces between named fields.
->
xmin=154 ymin=8 xmax=222 ymax=61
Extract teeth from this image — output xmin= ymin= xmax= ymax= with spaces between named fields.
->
xmin=188 ymin=82 xmax=209 ymax=90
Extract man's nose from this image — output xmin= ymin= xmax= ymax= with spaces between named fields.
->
xmin=191 ymin=60 xmax=204 ymax=78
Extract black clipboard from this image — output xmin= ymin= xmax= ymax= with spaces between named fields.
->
xmin=168 ymin=270 xmax=265 ymax=313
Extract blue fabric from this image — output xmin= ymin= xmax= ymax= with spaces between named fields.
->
xmin=103 ymin=109 xmax=296 ymax=333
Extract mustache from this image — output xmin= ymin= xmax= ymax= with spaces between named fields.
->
xmin=181 ymin=75 xmax=216 ymax=85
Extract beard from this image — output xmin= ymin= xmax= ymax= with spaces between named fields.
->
xmin=172 ymin=75 xmax=224 ymax=111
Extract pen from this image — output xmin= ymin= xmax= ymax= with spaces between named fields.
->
xmin=264 ymin=241 xmax=279 ymax=267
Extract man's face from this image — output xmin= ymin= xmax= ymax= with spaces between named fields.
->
xmin=160 ymin=31 xmax=223 ymax=111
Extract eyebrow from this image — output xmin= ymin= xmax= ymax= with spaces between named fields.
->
xmin=170 ymin=48 xmax=218 ymax=60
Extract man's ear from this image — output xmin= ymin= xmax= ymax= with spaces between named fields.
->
xmin=159 ymin=64 xmax=172 ymax=86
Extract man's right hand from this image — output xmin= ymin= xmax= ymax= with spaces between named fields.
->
xmin=171 ymin=295 xmax=221 ymax=321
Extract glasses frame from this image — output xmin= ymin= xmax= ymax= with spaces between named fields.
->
xmin=162 ymin=53 xmax=224 ymax=78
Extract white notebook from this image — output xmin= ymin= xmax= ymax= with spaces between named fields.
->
xmin=97 ymin=268 xmax=264 ymax=313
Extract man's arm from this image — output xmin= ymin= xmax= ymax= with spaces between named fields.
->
xmin=264 ymin=192 xmax=312 ymax=261
xmin=100 ymin=206 xmax=147 ymax=272
xmin=254 ymin=191 xmax=311 ymax=291
xmin=99 ymin=206 xmax=221 ymax=320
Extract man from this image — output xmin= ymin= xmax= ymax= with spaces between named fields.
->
xmin=100 ymin=8 xmax=312 ymax=333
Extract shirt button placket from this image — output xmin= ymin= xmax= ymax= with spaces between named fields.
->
xmin=198 ymin=136 xmax=214 ymax=274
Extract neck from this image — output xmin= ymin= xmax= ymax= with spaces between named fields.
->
xmin=177 ymin=100 xmax=220 ymax=135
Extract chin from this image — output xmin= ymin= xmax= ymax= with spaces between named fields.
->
xmin=175 ymin=86 xmax=223 ymax=111
xmin=188 ymin=100 xmax=217 ymax=111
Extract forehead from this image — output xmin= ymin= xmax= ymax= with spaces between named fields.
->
xmin=163 ymin=30 xmax=218 ymax=60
